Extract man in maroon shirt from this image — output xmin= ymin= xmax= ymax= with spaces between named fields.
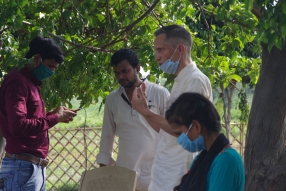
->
xmin=0 ymin=36 xmax=77 ymax=191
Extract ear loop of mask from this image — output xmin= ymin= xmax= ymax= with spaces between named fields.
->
xmin=170 ymin=46 xmax=178 ymax=59
xmin=186 ymin=123 xmax=193 ymax=134
xmin=170 ymin=46 xmax=182 ymax=64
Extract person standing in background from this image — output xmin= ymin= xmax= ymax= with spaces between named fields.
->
xmin=0 ymin=36 xmax=77 ymax=191
xmin=97 ymin=48 xmax=170 ymax=191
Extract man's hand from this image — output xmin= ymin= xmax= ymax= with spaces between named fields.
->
xmin=131 ymin=82 xmax=150 ymax=116
xmin=54 ymin=106 xmax=77 ymax=123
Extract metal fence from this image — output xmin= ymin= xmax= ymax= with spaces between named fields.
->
xmin=47 ymin=124 xmax=245 ymax=190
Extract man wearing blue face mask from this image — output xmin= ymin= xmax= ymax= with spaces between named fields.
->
xmin=131 ymin=25 xmax=212 ymax=191
xmin=0 ymin=36 xmax=77 ymax=191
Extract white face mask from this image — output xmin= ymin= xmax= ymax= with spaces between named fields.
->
xmin=159 ymin=46 xmax=181 ymax=74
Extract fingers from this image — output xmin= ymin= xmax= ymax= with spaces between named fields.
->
xmin=62 ymin=106 xmax=68 ymax=110
xmin=137 ymin=86 xmax=145 ymax=99
xmin=64 ymin=117 xmax=74 ymax=123
xmin=66 ymin=110 xmax=77 ymax=117
xmin=141 ymin=82 xmax=146 ymax=93
xmin=59 ymin=110 xmax=77 ymax=123
xmin=141 ymin=82 xmax=147 ymax=98
xmin=132 ymin=87 xmax=139 ymax=102
xmin=71 ymin=108 xmax=81 ymax=112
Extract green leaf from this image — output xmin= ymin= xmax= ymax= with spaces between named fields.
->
xmin=282 ymin=3 xmax=286 ymax=15
xmin=220 ymin=61 xmax=229 ymax=71
xmin=21 ymin=0 xmax=28 ymax=7
xmin=244 ymin=0 xmax=253 ymax=11
xmin=96 ymin=14 xmax=105 ymax=22
xmin=229 ymin=74 xmax=242 ymax=82
xmin=281 ymin=25 xmax=286 ymax=38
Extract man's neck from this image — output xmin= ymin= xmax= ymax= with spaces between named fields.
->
xmin=124 ymin=86 xmax=136 ymax=97
xmin=175 ymin=56 xmax=192 ymax=76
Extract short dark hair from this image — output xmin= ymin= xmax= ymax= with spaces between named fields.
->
xmin=25 ymin=36 xmax=64 ymax=64
xmin=165 ymin=93 xmax=221 ymax=133
xmin=110 ymin=48 xmax=139 ymax=68
xmin=155 ymin=25 xmax=192 ymax=53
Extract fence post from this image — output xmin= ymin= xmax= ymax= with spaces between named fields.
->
xmin=240 ymin=123 xmax=244 ymax=158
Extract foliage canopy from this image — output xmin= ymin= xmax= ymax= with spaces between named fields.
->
xmin=0 ymin=0 xmax=264 ymax=112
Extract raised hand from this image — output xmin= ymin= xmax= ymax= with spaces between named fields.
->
xmin=131 ymin=82 xmax=150 ymax=116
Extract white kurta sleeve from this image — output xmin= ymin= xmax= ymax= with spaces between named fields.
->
xmin=96 ymin=95 xmax=116 ymax=166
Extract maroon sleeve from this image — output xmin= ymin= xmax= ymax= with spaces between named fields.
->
xmin=4 ymin=80 xmax=58 ymax=137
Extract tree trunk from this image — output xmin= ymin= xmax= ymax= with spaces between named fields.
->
xmin=220 ymin=82 xmax=236 ymax=140
xmin=244 ymin=43 xmax=286 ymax=191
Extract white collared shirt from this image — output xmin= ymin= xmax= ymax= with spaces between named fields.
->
xmin=97 ymin=80 xmax=170 ymax=191
xmin=149 ymin=62 xmax=213 ymax=191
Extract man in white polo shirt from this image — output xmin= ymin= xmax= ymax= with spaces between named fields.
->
xmin=131 ymin=25 xmax=212 ymax=191
xmin=97 ymin=48 xmax=170 ymax=191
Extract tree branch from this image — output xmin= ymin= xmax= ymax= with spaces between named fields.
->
xmin=252 ymin=3 xmax=263 ymax=19
xmin=101 ymin=0 xmax=160 ymax=49
xmin=0 ymin=27 xmax=11 ymax=35
xmin=48 ymin=32 xmax=115 ymax=52
xmin=193 ymin=0 xmax=211 ymax=58
xmin=141 ymin=0 xmax=164 ymax=26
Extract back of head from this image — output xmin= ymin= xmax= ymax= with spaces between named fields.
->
xmin=110 ymin=48 xmax=139 ymax=68
xmin=165 ymin=93 xmax=221 ymax=133
xmin=154 ymin=25 xmax=192 ymax=53
xmin=25 ymin=36 xmax=64 ymax=64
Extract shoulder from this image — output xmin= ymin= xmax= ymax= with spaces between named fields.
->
xmin=186 ymin=67 xmax=210 ymax=83
xmin=108 ymin=88 xmax=121 ymax=96
xmin=5 ymin=69 xmax=26 ymax=82
xmin=2 ymin=69 xmax=28 ymax=89
xmin=207 ymin=148 xmax=245 ymax=191
xmin=105 ymin=88 xmax=120 ymax=102
xmin=146 ymin=81 xmax=169 ymax=93
xmin=211 ymin=148 xmax=244 ymax=172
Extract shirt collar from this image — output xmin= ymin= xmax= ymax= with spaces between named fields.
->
xmin=20 ymin=67 xmax=42 ymax=86
xmin=175 ymin=61 xmax=197 ymax=82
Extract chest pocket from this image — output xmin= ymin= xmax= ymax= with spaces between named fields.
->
xmin=26 ymin=100 xmax=41 ymax=117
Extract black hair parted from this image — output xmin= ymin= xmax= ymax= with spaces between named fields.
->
xmin=154 ymin=24 xmax=192 ymax=50
xmin=165 ymin=92 xmax=221 ymax=133
xmin=25 ymin=36 xmax=64 ymax=64
xmin=110 ymin=48 xmax=139 ymax=68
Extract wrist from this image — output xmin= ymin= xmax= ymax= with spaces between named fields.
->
xmin=142 ymin=108 xmax=154 ymax=117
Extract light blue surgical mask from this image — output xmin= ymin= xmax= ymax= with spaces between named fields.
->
xmin=160 ymin=46 xmax=181 ymax=74
xmin=33 ymin=63 xmax=54 ymax=81
xmin=177 ymin=123 xmax=206 ymax=152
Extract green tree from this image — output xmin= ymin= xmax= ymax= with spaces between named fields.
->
xmin=185 ymin=1 xmax=260 ymax=139
xmin=242 ymin=0 xmax=286 ymax=190
xmin=1 ymin=0 xmax=285 ymax=190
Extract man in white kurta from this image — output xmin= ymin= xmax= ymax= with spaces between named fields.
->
xmin=149 ymin=62 xmax=212 ymax=190
xmin=131 ymin=25 xmax=212 ymax=191
xmin=97 ymin=48 xmax=170 ymax=191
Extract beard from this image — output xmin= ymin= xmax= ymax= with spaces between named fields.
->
xmin=119 ymin=73 xmax=137 ymax=88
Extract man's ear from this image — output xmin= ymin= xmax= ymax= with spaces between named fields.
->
xmin=136 ymin=65 xmax=140 ymax=74
xmin=178 ymin=44 xmax=185 ymax=55
xmin=33 ymin=54 xmax=42 ymax=67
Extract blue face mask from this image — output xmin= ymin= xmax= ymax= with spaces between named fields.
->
xmin=177 ymin=123 xmax=206 ymax=152
xmin=33 ymin=63 xmax=54 ymax=81
xmin=160 ymin=46 xmax=181 ymax=74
